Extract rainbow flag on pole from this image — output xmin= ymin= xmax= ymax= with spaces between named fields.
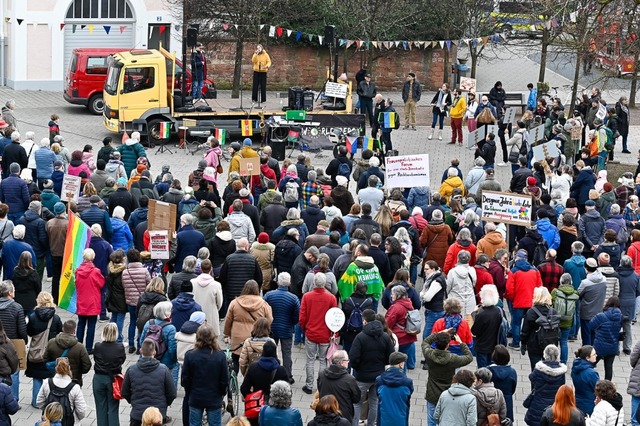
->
xmin=159 ymin=122 xmax=171 ymax=139
xmin=241 ymin=120 xmax=253 ymax=137
xmin=214 ymin=128 xmax=226 ymax=145
xmin=58 ymin=214 xmax=93 ymax=314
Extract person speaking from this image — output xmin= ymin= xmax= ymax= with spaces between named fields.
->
xmin=251 ymin=44 xmax=271 ymax=105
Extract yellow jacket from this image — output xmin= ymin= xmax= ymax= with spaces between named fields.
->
xmin=449 ymin=96 xmax=467 ymax=119
xmin=252 ymin=51 xmax=271 ymax=72
xmin=438 ymin=176 xmax=465 ymax=203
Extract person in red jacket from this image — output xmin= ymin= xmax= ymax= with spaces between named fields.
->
xmin=504 ymin=249 xmax=542 ymax=350
xmin=431 ymin=297 xmax=474 ymax=355
xmin=385 ymin=285 xmax=419 ymax=370
xmin=299 ymin=272 xmax=337 ymax=395
xmin=75 ymin=248 xmax=105 ymax=354
xmin=474 ymin=254 xmax=494 ymax=303
xmin=443 ymin=228 xmax=477 ymax=275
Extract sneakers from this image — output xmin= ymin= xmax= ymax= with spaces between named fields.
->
xmin=411 ymin=126 xmax=416 ymax=131
xmin=508 ymin=343 xmax=520 ymax=350
xmin=288 ymin=377 xmax=295 ymax=384
xmin=296 ymin=343 xmax=305 ymax=349
xmin=302 ymin=385 xmax=313 ymax=394
xmin=128 ymin=346 xmax=136 ymax=354
xmin=437 ymin=131 xmax=442 ymax=140
xmin=496 ymin=162 xmax=506 ymax=166
xmin=624 ymin=349 xmax=632 ymax=355
xmin=447 ymin=141 xmax=456 ymax=145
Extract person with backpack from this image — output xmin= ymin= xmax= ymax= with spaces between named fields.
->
xmin=516 ymin=223 xmax=549 ymax=267
xmin=278 ymin=165 xmax=302 ymax=209
xmin=339 ymin=282 xmax=373 ymax=354
xmin=121 ymin=339 xmax=177 ymax=426
xmin=35 ymin=401 xmax=63 ymax=426
xmin=325 ymin=145 xmax=352 ymax=188
xmin=92 ymin=323 xmax=126 ymax=426
xmin=578 ymin=258 xmax=608 ymax=345
xmin=26 ymin=292 xmax=63 ymax=408
xmin=521 ymin=287 xmax=561 ymax=371
xmin=473 ymin=367 xmax=507 ymax=426
xmin=139 ymin=301 xmax=177 ymax=374
xmin=43 ymin=320 xmax=91 ymax=387
xmin=36 ymin=357 xmax=87 ymax=426
xmin=471 ymin=285 xmax=504 ymax=369
xmin=239 ymin=318 xmax=275 ymax=376
xmin=590 ymin=296 xmax=623 ymax=381
xmin=571 ymin=345 xmax=600 ymax=416
xmin=551 ymin=274 xmax=580 ymax=364
xmin=135 ymin=278 xmax=168 ymax=348
xmin=385 ymin=285 xmax=420 ymax=371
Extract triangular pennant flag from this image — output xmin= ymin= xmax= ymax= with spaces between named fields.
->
xmin=339 ymin=39 xmax=346 ymax=47
xmin=16 ymin=19 xmax=23 ymax=25
xmin=80 ymin=24 xmax=86 ymax=29
xmin=234 ymin=24 xmax=238 ymax=29
xmin=295 ymin=31 xmax=302 ymax=41
xmin=355 ymin=40 xmax=361 ymax=48
xmin=72 ymin=24 xmax=77 ymax=33
xmin=104 ymin=25 xmax=111 ymax=34
xmin=119 ymin=25 xmax=126 ymax=33
xmin=88 ymin=24 xmax=94 ymax=33
xmin=307 ymin=34 xmax=312 ymax=41
xmin=318 ymin=35 xmax=324 ymax=45
xmin=372 ymin=41 xmax=378 ymax=48
xmin=463 ymin=38 xmax=470 ymax=45
xmin=148 ymin=26 xmax=154 ymax=36
xmin=385 ymin=41 xmax=391 ymax=49
xmin=403 ymin=41 xmax=408 ymax=50
xmin=414 ymin=41 xmax=420 ymax=48
xmin=175 ymin=25 xmax=180 ymax=32
xmin=445 ymin=40 xmax=451 ymax=50
xmin=276 ymin=27 xmax=283 ymax=37
xmin=287 ymin=29 xmax=292 ymax=37
xmin=222 ymin=23 xmax=229 ymax=31
xmin=395 ymin=41 xmax=401 ymax=48
xmin=209 ymin=22 xmax=213 ymax=30
xmin=346 ymin=40 xmax=354 ymax=48
xmin=452 ymin=40 xmax=458 ymax=46
xmin=260 ymin=24 xmax=265 ymax=30
xmin=438 ymin=40 xmax=444 ymax=49
xmin=159 ymin=25 xmax=166 ymax=35
xmin=481 ymin=36 xmax=489 ymax=45
xmin=500 ymin=33 xmax=507 ymax=41
xmin=269 ymin=26 xmax=275 ymax=37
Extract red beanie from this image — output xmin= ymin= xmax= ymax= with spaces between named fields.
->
xmin=258 ymin=232 xmax=270 ymax=244
xmin=527 ymin=176 xmax=537 ymax=186
xmin=603 ymin=182 xmax=613 ymax=192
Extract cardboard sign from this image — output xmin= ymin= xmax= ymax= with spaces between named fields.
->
xmin=324 ymin=82 xmax=348 ymax=99
xmin=467 ymin=126 xmax=485 ymax=149
xmin=460 ymin=77 xmax=477 ymax=92
xmin=325 ymin=308 xmax=345 ymax=333
xmin=503 ymin=107 xmax=517 ymax=124
xmin=238 ymin=157 xmax=260 ymax=176
xmin=148 ymin=199 xmax=177 ymax=237
xmin=532 ymin=140 xmax=560 ymax=161
xmin=11 ymin=339 xmax=26 ymax=370
xmin=60 ymin=174 xmax=82 ymax=203
xmin=481 ymin=190 xmax=533 ymax=227
xmin=385 ymin=154 xmax=430 ymax=189
xmin=148 ymin=230 xmax=170 ymax=260
xmin=528 ymin=124 xmax=546 ymax=143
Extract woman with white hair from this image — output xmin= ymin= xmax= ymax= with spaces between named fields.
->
xmin=75 ymin=248 xmax=105 ymax=354
xmin=259 ymin=380 xmax=303 ymax=425
xmin=278 ymin=164 xmax=301 ymax=209
xmin=465 ymin=157 xmax=487 ymax=195
xmin=1 ymin=224 xmax=35 ymax=281
xmin=524 ymin=344 xmax=567 ymax=426
xmin=471 ymin=285 xmax=504 ymax=368
xmin=459 ymin=209 xmax=483 ymax=243
xmin=139 ymin=300 xmax=177 ymax=370
xmin=521 ymin=287 xmax=561 ymax=371
xmin=110 ymin=206 xmax=133 ymax=251
xmin=443 ymin=228 xmax=477 ymax=274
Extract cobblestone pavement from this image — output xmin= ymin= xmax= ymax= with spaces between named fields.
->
xmin=2 ymin=81 xmax=640 ymax=425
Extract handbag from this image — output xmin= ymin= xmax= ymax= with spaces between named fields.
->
xmin=244 ymin=369 xmax=277 ymax=419
xmin=508 ymin=143 xmax=520 ymax=164
xmin=326 ymin=333 xmax=339 ymax=362
xmin=523 ymin=391 xmax=534 ymax=409
xmin=112 ymin=373 xmax=125 ymax=400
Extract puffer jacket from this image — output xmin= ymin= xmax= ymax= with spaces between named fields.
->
xmin=122 ymin=263 xmax=151 ymax=306
xmin=438 ymin=176 xmax=465 ymax=204
xmin=264 ymin=286 xmax=300 ymax=339
xmin=75 ymin=261 xmax=104 ymax=316
xmin=0 ymin=174 xmax=29 ymax=215
xmin=117 ymin=140 xmax=147 ymax=178
xmin=121 ymin=356 xmax=176 ymax=421
xmin=407 ymin=186 xmax=430 ymax=212
xmin=170 ymin=293 xmax=201 ymax=333
xmin=443 ymin=240 xmax=477 ymax=275
xmin=446 ymin=264 xmax=477 ymax=316
xmin=590 ymin=307 xmax=623 ymax=357
xmin=106 ymin=262 xmax=127 ymax=313
xmin=18 ymin=210 xmax=48 ymax=258
xmin=420 ymin=221 xmax=454 ymax=268
xmin=434 ymin=383 xmax=476 ymax=426
xmin=44 ymin=333 xmax=92 ymax=386
xmin=250 ymin=241 xmax=275 ymax=290
xmin=571 ymin=357 xmax=599 ymax=415
xmin=474 ymin=382 xmax=507 ymax=426
xmin=176 ymin=320 xmax=198 ymax=364
xmin=578 ymin=271 xmax=607 ymax=321
xmin=525 ymin=361 xmax=567 ymax=426
xmin=40 ymin=190 xmax=60 ymax=213
xmin=110 ymin=217 xmax=133 ymax=251
xmin=618 ymin=266 xmax=640 ymax=320
xmin=521 ymin=304 xmax=558 ymax=355
xmin=239 ymin=336 xmax=274 ymax=375
xmin=219 ymin=250 xmax=262 ymax=303
xmin=588 ymin=394 xmax=624 ymax=426
xmin=223 ymin=295 xmax=273 ymax=355
xmin=505 ymin=260 xmax=542 ymax=309
xmin=628 ymin=341 xmax=640 ymax=397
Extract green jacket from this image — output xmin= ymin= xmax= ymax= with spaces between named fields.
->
xmin=337 ymin=256 xmax=384 ymax=301
xmin=422 ymin=333 xmax=473 ymax=403
xmin=551 ymin=284 xmax=579 ymax=329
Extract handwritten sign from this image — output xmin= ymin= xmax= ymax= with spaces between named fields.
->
xmin=532 ymin=140 xmax=560 ymax=161
xmin=324 ymin=82 xmax=348 ymax=99
xmin=385 ymin=154 xmax=430 ymax=189
xmin=148 ymin=200 xmax=177 ymax=237
xmin=239 ymin=157 xmax=260 ymax=176
xmin=148 ymin=230 xmax=170 ymax=260
xmin=11 ymin=339 xmax=26 ymax=370
xmin=460 ymin=77 xmax=476 ymax=92
xmin=528 ymin=124 xmax=546 ymax=143
xmin=60 ymin=174 xmax=82 ymax=203
xmin=503 ymin=107 xmax=517 ymax=124
xmin=467 ymin=126 xmax=485 ymax=149
xmin=325 ymin=308 xmax=345 ymax=333
xmin=481 ymin=190 xmax=533 ymax=227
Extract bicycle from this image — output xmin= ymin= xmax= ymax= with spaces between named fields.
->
xmin=537 ymin=84 xmax=581 ymax=109
xmin=224 ymin=343 xmax=243 ymax=417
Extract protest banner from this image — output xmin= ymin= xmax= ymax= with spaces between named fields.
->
xmin=528 ymin=124 xmax=546 ymax=143
xmin=532 ymin=140 xmax=560 ymax=161
xmin=60 ymin=174 xmax=82 ymax=203
xmin=460 ymin=77 xmax=477 ymax=92
xmin=503 ymin=107 xmax=517 ymax=124
xmin=148 ymin=200 xmax=177 ymax=237
xmin=481 ymin=190 xmax=533 ymax=227
xmin=385 ymin=154 xmax=430 ymax=189
xmin=149 ymin=230 xmax=170 ymax=260
xmin=239 ymin=157 xmax=260 ymax=177
xmin=467 ymin=126 xmax=485 ymax=149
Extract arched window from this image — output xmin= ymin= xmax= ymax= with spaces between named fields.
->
xmin=66 ymin=0 xmax=134 ymax=20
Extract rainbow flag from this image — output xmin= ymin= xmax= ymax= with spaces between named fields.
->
xmin=345 ymin=136 xmax=358 ymax=154
xmin=159 ymin=122 xmax=171 ymax=139
xmin=214 ymin=128 xmax=226 ymax=145
xmin=58 ymin=214 xmax=93 ymax=314
xmin=241 ymin=120 xmax=253 ymax=136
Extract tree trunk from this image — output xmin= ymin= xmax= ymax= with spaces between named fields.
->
xmin=231 ymin=37 xmax=244 ymax=99
xmin=569 ymin=49 xmax=582 ymax=117
xmin=470 ymin=48 xmax=478 ymax=79
xmin=630 ymin=49 xmax=640 ymax=107
xmin=538 ymin=28 xmax=549 ymax=83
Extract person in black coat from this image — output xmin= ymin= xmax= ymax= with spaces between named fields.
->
xmin=92 ymin=323 xmax=126 ymax=426
xmin=476 ymin=133 xmax=497 ymax=169
xmin=240 ymin=340 xmax=288 ymax=403
xmin=81 ymin=197 xmax=113 ymax=242
xmin=510 ymin=157 xmax=534 ymax=193
xmin=12 ymin=252 xmax=41 ymax=314
xmin=18 ymin=201 xmax=49 ymax=279
xmin=218 ymin=239 xmax=263 ymax=316
xmin=471 ymin=284 xmax=504 ymax=368
xmin=1 ymin=134 xmax=27 ymax=180
xmin=107 ymin=179 xmax=138 ymax=220
xmin=105 ymin=251 xmax=128 ymax=343
xmin=616 ymin=97 xmax=630 ymax=153
xmin=380 ymin=270 xmax=420 ymax=311
xmin=167 ymin=256 xmax=198 ymax=301
xmin=517 ymin=226 xmax=546 ymax=262
xmin=367 ymin=234 xmax=391 ymax=283
xmin=325 ymin=147 xmax=352 ymax=188
xmin=489 ymin=81 xmax=507 ymax=112
xmin=274 ymin=231 xmax=303 ymax=275
xmin=206 ymin=222 xmax=236 ymax=278
xmin=340 ymin=282 xmax=374 ymax=354
xmin=25 ymin=294 xmax=62 ymax=408
xmin=317 ymin=350 xmax=361 ymax=424
xmin=261 ymin=195 xmax=287 ymax=238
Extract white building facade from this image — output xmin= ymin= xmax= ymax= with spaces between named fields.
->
xmin=3 ymin=0 xmax=181 ymax=90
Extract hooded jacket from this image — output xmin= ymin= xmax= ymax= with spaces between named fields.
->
xmin=537 ymin=218 xmax=560 ymax=250
xmin=176 ymin=320 xmax=199 ymax=364
xmin=224 ymin=295 xmax=272 ymax=355
xmin=578 ymin=271 xmax=607 ymax=320
xmin=465 ymin=166 xmax=486 ymax=195
xmin=571 ymin=357 xmax=599 ymax=415
xmin=618 ymin=266 xmax=640 ymax=319
xmin=443 ymin=240 xmax=477 ymax=275
xmin=525 ymin=361 xmax=567 ymax=426
xmin=579 ymin=209 xmax=606 ymax=248
xmin=44 ymin=333 xmax=92 ymax=386
xmin=505 ymin=260 xmax=542 ymax=308
xmin=420 ymin=221 xmax=454 ymax=268
xmin=476 ymin=231 xmax=507 ymax=259
xmin=438 ymin=176 xmax=465 ymax=203
xmin=350 ymin=320 xmax=394 ymax=383
xmin=376 ymin=367 xmax=414 ymax=426
xmin=105 ymin=160 xmax=126 ymax=180
xmin=407 ymin=186 xmax=430 ymax=212
xmin=110 ymin=217 xmax=133 ymax=252
xmin=474 ymin=382 xmax=507 ymax=426
xmin=337 ymin=256 xmax=385 ymax=301
xmin=422 ymin=333 xmax=474 ymax=403
xmin=170 ymin=293 xmax=201 ymax=333
xmin=18 ymin=210 xmax=48 ymax=258
xmin=75 ymin=261 xmax=104 ymax=316
xmin=446 ymin=264 xmax=477 ymax=315
xmin=487 ymin=364 xmax=518 ymax=420
xmin=588 ymin=393 xmax=624 ymax=426
xmin=117 ymin=139 xmax=147 ymax=178
xmin=590 ymin=307 xmax=623 ymax=357
xmin=105 ymin=262 xmax=127 ymax=313
xmin=191 ymin=274 xmax=223 ymax=336
xmin=121 ymin=356 xmax=175 ymax=421
xmin=12 ymin=266 xmax=40 ymax=312
xmin=434 ymin=383 xmax=476 ymax=426
xmin=385 ymin=298 xmax=418 ymax=346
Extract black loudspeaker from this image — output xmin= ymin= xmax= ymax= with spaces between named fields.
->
xmin=324 ymin=25 xmax=336 ymax=44
xmin=186 ymin=28 xmax=198 ymax=47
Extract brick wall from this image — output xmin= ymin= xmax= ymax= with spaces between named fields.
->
xmin=205 ymin=41 xmax=451 ymax=91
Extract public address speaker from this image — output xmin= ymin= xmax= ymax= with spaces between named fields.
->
xmin=324 ymin=25 xmax=336 ymax=43
xmin=187 ymin=28 xmax=198 ymax=47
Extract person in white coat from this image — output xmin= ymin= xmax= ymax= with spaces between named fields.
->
xmin=465 ymin=157 xmax=487 ymax=196
xmin=587 ymin=379 xmax=624 ymax=426
xmin=191 ymin=259 xmax=223 ymax=336
xmin=446 ymin=250 xmax=477 ymax=318
xmin=550 ymin=166 xmax=573 ymax=205
xmin=36 ymin=357 xmax=87 ymax=422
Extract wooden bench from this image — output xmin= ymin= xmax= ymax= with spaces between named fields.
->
xmin=504 ymin=92 xmax=527 ymax=115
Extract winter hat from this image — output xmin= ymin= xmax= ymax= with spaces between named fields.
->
xmin=116 ymin=177 xmax=128 ymax=186
xmin=162 ymin=165 xmax=171 ymax=173
xmin=239 ymin=188 xmax=250 ymax=198
xmin=258 ymin=232 xmax=269 ymax=244
xmin=527 ymin=176 xmax=537 ymax=186
xmin=54 ymin=160 xmax=64 ymax=169
xmin=53 ymin=202 xmax=66 ymax=215
xmin=412 ymin=207 xmax=423 ymax=216
xmin=585 ymin=200 xmax=596 ymax=208
xmin=262 ymin=340 xmax=277 ymax=358
xmin=12 ymin=224 xmax=25 ymax=240
xmin=243 ymin=138 xmax=252 ymax=146
xmin=28 ymin=201 xmax=41 ymax=212
xmin=141 ymin=170 xmax=151 ymax=179
xmin=42 ymin=179 xmax=53 ymax=189
xmin=203 ymin=167 xmax=216 ymax=181
xmin=336 ymin=175 xmax=348 ymax=187
xmin=585 ymin=257 xmax=598 ymax=272
xmin=180 ymin=280 xmax=194 ymax=293
xmin=603 ymin=182 xmax=613 ymax=192
xmin=553 ymin=123 xmax=563 ymax=133
xmin=189 ymin=312 xmax=206 ymax=325
xmin=136 ymin=157 xmax=149 ymax=166
xmin=389 ymin=352 xmax=408 ymax=365
xmin=198 ymin=159 xmax=208 ymax=169
xmin=229 ymin=142 xmax=242 ymax=152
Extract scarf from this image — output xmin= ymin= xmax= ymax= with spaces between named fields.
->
xmin=560 ymin=226 xmax=578 ymax=237
xmin=436 ymin=90 xmax=446 ymax=109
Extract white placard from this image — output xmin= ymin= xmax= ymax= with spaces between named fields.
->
xmin=467 ymin=126 xmax=485 ymax=149
xmin=485 ymin=124 xmax=499 ymax=137
xmin=529 ymin=124 xmax=546 ymax=143
xmin=503 ymin=107 xmax=517 ymax=124
xmin=532 ymin=140 xmax=560 ymax=161
xmin=385 ymin=154 xmax=430 ymax=189
xmin=60 ymin=174 xmax=82 ymax=203
xmin=324 ymin=82 xmax=348 ymax=99
xmin=325 ymin=308 xmax=345 ymax=333
xmin=148 ymin=230 xmax=170 ymax=260
xmin=596 ymin=104 xmax=607 ymax=120
xmin=460 ymin=77 xmax=477 ymax=92
xmin=481 ymin=190 xmax=533 ymax=227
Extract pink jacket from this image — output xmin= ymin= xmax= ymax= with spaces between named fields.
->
xmin=204 ymin=147 xmax=223 ymax=184
xmin=68 ymin=162 xmax=92 ymax=179
xmin=82 ymin=152 xmax=96 ymax=172
xmin=121 ymin=262 xmax=151 ymax=306
xmin=75 ymin=261 xmax=104 ymax=316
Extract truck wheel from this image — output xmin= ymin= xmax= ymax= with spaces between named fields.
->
xmin=88 ymin=94 xmax=104 ymax=115
xmin=147 ymin=118 xmax=164 ymax=145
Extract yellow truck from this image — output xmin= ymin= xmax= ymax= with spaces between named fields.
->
xmin=102 ymin=47 xmax=364 ymax=145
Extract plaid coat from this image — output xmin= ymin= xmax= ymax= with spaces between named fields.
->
xmin=538 ymin=259 xmax=564 ymax=292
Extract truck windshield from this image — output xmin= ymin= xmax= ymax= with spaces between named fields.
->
xmin=104 ymin=60 xmax=123 ymax=95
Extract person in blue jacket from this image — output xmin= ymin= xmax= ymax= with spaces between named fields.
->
xmin=170 ymin=281 xmax=202 ymax=332
xmin=570 ymin=161 xmax=596 ymax=213
xmin=140 ymin=301 xmax=177 ymax=371
xmin=0 ymin=380 xmax=18 ymax=426
xmin=109 ymin=206 xmax=133 ymax=252
xmin=488 ymin=345 xmax=518 ymax=421
xmin=571 ymin=345 xmax=599 ymax=416
xmin=590 ymin=296 xmax=623 ymax=381
xmin=536 ymin=210 xmax=560 ymax=250
xmin=527 ymin=83 xmax=537 ymax=111
xmin=376 ymin=351 xmax=414 ymax=426
xmin=258 ymin=380 xmax=303 ymax=426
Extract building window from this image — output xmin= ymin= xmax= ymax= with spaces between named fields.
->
xmin=66 ymin=0 xmax=133 ymax=20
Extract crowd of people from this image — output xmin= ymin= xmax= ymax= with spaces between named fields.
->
xmin=0 ymin=81 xmax=635 ymax=426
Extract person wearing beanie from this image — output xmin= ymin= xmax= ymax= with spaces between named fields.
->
xmin=251 ymin=233 xmax=276 ymax=292
xmin=352 ymin=149 xmax=373 ymax=186
xmin=39 ymin=179 xmax=61 ymax=213
xmin=577 ymin=257 xmax=607 ymax=345
xmin=17 ymin=200 xmax=48 ymax=280
xmin=46 ymin=202 xmax=69 ymax=303
xmin=578 ymin=199 xmax=606 ymax=258
xmin=2 ymin=224 xmax=36 ymax=282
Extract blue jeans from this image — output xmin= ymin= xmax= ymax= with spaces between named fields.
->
xmin=560 ymin=328 xmax=570 ymax=364
xmin=189 ymin=407 xmax=221 ymax=426
xmin=110 ymin=312 xmax=126 ymax=343
xmin=127 ymin=305 xmax=138 ymax=348
xmin=173 ymin=363 xmax=180 ymax=389
xmin=371 ymin=299 xmax=379 ymax=313
xmin=431 ymin=112 xmax=445 ymax=130
xmin=100 ymin=284 xmax=108 ymax=317
xmin=410 ymin=264 xmax=417 ymax=284
xmin=476 ymin=352 xmax=491 ymax=369
xmin=427 ymin=401 xmax=436 ymax=426
xmin=77 ymin=315 xmax=98 ymax=352
xmin=294 ymin=324 xmax=305 ymax=346
xmin=570 ymin=304 xmax=581 ymax=338
xmin=191 ymin=74 xmax=204 ymax=99
xmin=10 ymin=370 xmax=18 ymax=401
xmin=32 ymin=378 xmax=42 ymax=407
xmin=510 ymin=308 xmax=526 ymax=346
xmin=398 ymin=342 xmax=415 ymax=370
xmin=423 ymin=310 xmax=445 ymax=341
xmin=632 ymin=395 xmax=640 ymax=426
xmin=581 ymin=318 xmax=593 ymax=345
